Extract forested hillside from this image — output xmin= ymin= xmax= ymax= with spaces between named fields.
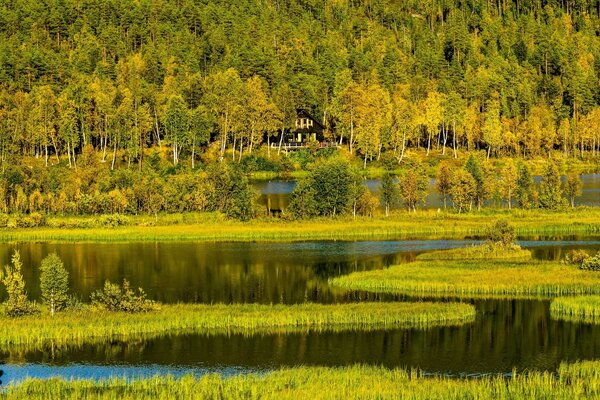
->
xmin=2 ymin=0 xmax=600 ymax=168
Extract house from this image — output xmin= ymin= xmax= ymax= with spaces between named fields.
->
xmin=271 ymin=109 xmax=333 ymax=149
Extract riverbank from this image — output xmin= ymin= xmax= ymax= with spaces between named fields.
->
xmin=2 ymin=209 xmax=600 ymax=242
xmin=0 ymin=302 xmax=475 ymax=350
xmin=4 ymin=361 xmax=600 ymax=399
xmin=330 ymin=246 xmax=600 ymax=298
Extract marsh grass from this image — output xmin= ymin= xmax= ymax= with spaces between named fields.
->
xmin=1 ymin=209 xmax=600 ymax=242
xmin=330 ymin=259 xmax=600 ymax=299
xmin=416 ymin=244 xmax=532 ymax=261
xmin=5 ymin=361 xmax=600 ymax=399
xmin=550 ymin=296 xmax=600 ymax=323
xmin=0 ymin=302 xmax=475 ymax=350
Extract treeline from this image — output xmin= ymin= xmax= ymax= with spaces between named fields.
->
xmin=3 ymin=0 xmax=600 ymax=169
xmin=287 ymin=156 xmax=584 ymax=219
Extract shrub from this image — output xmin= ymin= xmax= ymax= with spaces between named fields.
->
xmin=566 ymin=250 xmax=591 ymax=265
xmin=581 ymin=252 xmax=600 ymax=272
xmin=97 ymin=214 xmax=130 ymax=227
xmin=486 ymin=220 xmax=516 ymax=247
xmin=91 ymin=279 xmax=156 ymax=313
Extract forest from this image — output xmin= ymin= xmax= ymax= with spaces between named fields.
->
xmin=0 ymin=0 xmax=599 ymax=220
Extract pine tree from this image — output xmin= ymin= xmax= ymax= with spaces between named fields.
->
xmin=538 ymin=161 xmax=564 ymax=210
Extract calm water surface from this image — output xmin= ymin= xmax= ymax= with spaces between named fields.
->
xmin=2 ymin=238 xmax=600 ymax=384
xmin=254 ymin=173 xmax=600 ymax=210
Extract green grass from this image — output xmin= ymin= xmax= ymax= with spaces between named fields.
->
xmin=330 ymin=259 xmax=600 ymax=299
xmin=2 ymin=208 xmax=600 ymax=242
xmin=0 ymin=302 xmax=475 ymax=350
xmin=5 ymin=361 xmax=600 ymax=399
xmin=550 ymin=296 xmax=600 ymax=323
xmin=416 ymin=244 xmax=532 ymax=261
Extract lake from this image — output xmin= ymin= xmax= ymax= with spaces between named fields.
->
xmin=253 ymin=173 xmax=600 ymax=210
xmin=2 ymin=237 xmax=600 ymax=384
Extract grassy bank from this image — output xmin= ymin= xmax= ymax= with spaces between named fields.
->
xmin=5 ymin=361 xmax=600 ymax=399
xmin=0 ymin=302 xmax=475 ymax=349
xmin=416 ymin=244 xmax=532 ymax=261
xmin=330 ymin=259 xmax=600 ymax=299
xmin=2 ymin=208 xmax=600 ymax=242
xmin=550 ymin=296 xmax=600 ymax=323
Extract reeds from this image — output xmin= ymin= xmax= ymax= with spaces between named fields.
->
xmin=0 ymin=302 xmax=475 ymax=350
xmin=330 ymin=259 xmax=600 ymax=299
xmin=4 ymin=361 xmax=600 ymax=399
xmin=416 ymin=244 xmax=532 ymax=261
xmin=550 ymin=296 xmax=600 ymax=323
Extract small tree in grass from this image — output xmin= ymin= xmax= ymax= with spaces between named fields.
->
xmin=379 ymin=173 xmax=399 ymax=217
xmin=1 ymin=251 xmax=36 ymax=317
xmin=40 ymin=253 xmax=69 ymax=315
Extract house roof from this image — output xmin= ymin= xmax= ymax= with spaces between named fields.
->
xmin=297 ymin=108 xmax=325 ymax=130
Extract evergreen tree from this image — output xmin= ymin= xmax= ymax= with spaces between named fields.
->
xmin=39 ymin=253 xmax=70 ymax=315
xmin=515 ymin=162 xmax=535 ymax=209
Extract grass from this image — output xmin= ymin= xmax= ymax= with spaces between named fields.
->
xmin=5 ymin=361 xmax=600 ymax=399
xmin=550 ymin=296 xmax=600 ymax=323
xmin=2 ymin=208 xmax=600 ymax=242
xmin=330 ymin=259 xmax=600 ymax=299
xmin=0 ymin=302 xmax=475 ymax=350
xmin=416 ymin=244 xmax=532 ymax=261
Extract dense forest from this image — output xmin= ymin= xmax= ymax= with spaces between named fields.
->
xmin=0 ymin=0 xmax=599 ymax=220
xmin=3 ymin=0 xmax=600 ymax=167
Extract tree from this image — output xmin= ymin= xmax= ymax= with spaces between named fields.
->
xmin=311 ymin=159 xmax=353 ymax=217
xmin=379 ymin=173 xmax=399 ymax=217
xmin=40 ymin=253 xmax=69 ymax=315
xmin=564 ymin=172 xmax=583 ymax=208
xmin=515 ymin=162 xmax=535 ymax=209
xmin=482 ymin=93 xmax=502 ymax=159
xmin=399 ymin=165 xmax=429 ymax=212
xmin=435 ymin=162 xmax=452 ymax=209
xmin=499 ymin=161 xmax=518 ymax=209
xmin=465 ymin=155 xmax=489 ymax=211
xmin=163 ymin=95 xmax=189 ymax=165
xmin=538 ymin=161 xmax=564 ymax=210
xmin=1 ymin=251 xmax=35 ymax=317
xmin=450 ymin=169 xmax=476 ymax=213
xmin=288 ymin=179 xmax=318 ymax=220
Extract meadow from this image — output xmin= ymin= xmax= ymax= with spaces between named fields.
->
xmin=4 ymin=361 xmax=600 ymax=399
xmin=0 ymin=302 xmax=475 ymax=350
xmin=1 ymin=208 xmax=600 ymax=242
xmin=550 ymin=296 xmax=600 ymax=323
xmin=415 ymin=244 xmax=532 ymax=261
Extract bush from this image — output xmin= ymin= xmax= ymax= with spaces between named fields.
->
xmin=565 ymin=249 xmax=591 ymax=265
xmin=91 ymin=279 xmax=156 ymax=313
xmin=13 ymin=212 xmax=46 ymax=228
xmin=97 ymin=214 xmax=130 ymax=227
xmin=581 ymin=252 xmax=600 ymax=271
xmin=486 ymin=220 xmax=516 ymax=247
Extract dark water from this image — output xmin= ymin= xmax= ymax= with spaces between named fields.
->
xmin=2 ymin=238 xmax=600 ymax=384
xmin=254 ymin=173 xmax=600 ymax=210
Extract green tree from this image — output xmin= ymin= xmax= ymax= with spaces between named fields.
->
xmin=39 ymin=253 xmax=69 ymax=315
xmin=1 ymin=251 xmax=35 ymax=317
xmin=464 ymin=155 xmax=489 ymax=211
xmin=515 ymin=162 xmax=535 ymax=209
xmin=564 ymin=172 xmax=583 ymax=208
xmin=379 ymin=173 xmax=399 ymax=217
xmin=311 ymin=158 xmax=353 ymax=217
xmin=435 ymin=162 xmax=453 ymax=209
xmin=163 ymin=95 xmax=190 ymax=166
xmin=538 ymin=161 xmax=564 ymax=210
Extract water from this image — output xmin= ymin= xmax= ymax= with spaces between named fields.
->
xmin=2 ymin=238 xmax=600 ymax=384
xmin=254 ymin=173 xmax=600 ymax=210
